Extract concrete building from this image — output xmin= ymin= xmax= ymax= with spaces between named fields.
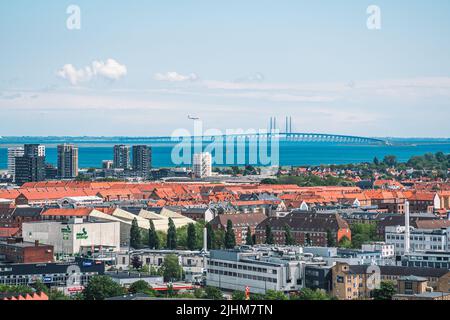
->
xmin=361 ymin=242 xmax=395 ymax=259
xmin=206 ymin=247 xmax=324 ymax=294
xmin=102 ymin=160 xmax=114 ymax=169
xmin=385 ymin=225 xmax=450 ymax=255
xmin=57 ymin=144 xmax=79 ymax=179
xmin=132 ymin=145 xmax=152 ymax=178
xmin=14 ymin=144 xmax=46 ymax=185
xmin=193 ymin=152 xmax=212 ymax=178
xmin=399 ymin=251 xmax=450 ymax=269
xmin=130 ymin=249 xmax=206 ymax=283
xmin=108 ymin=271 xmax=163 ymax=288
xmin=0 ymin=257 xmax=104 ymax=294
xmin=113 ymin=145 xmax=131 ymax=170
xmin=7 ymin=147 xmax=24 ymax=182
xmin=22 ymin=219 xmax=120 ymax=255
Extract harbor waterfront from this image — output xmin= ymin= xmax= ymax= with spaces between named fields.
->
xmin=1 ymin=138 xmax=450 ymax=169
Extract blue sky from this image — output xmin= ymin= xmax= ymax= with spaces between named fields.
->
xmin=1 ymin=0 xmax=450 ymax=137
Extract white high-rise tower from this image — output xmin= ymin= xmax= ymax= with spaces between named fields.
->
xmin=193 ymin=152 xmax=212 ymax=178
xmin=7 ymin=146 xmax=24 ymax=182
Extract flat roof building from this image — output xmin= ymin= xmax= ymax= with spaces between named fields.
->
xmin=22 ymin=219 xmax=120 ymax=255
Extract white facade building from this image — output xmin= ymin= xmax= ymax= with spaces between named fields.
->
xmin=385 ymin=226 xmax=450 ymax=255
xmin=193 ymin=152 xmax=212 ymax=178
xmin=361 ymin=242 xmax=395 ymax=259
xmin=7 ymin=147 xmax=24 ymax=181
xmin=206 ymin=248 xmax=323 ymax=294
xmin=22 ymin=219 xmax=120 ymax=255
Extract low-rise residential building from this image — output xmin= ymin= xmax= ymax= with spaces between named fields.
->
xmin=331 ymin=262 xmax=450 ymax=300
xmin=255 ymin=212 xmax=351 ymax=246
xmin=210 ymin=213 xmax=267 ymax=245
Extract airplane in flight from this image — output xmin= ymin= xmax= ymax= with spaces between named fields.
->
xmin=187 ymin=115 xmax=200 ymax=120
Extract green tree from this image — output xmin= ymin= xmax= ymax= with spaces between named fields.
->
xmin=373 ymin=157 xmax=380 ymax=166
xmin=166 ymin=218 xmax=177 ymax=249
xmin=293 ymin=288 xmax=334 ymax=300
xmin=187 ymin=223 xmax=197 ymax=250
xmin=264 ymin=290 xmax=287 ymax=300
xmin=265 ymin=224 xmax=274 ymax=245
xmin=130 ymin=218 xmax=141 ymax=249
xmin=338 ymin=235 xmax=352 ymax=248
xmin=214 ymin=229 xmax=225 ymax=249
xmin=305 ymin=233 xmax=312 ymax=246
xmin=48 ymin=289 xmax=70 ymax=300
xmin=83 ymin=275 xmax=125 ymax=300
xmin=284 ymin=224 xmax=294 ymax=245
xmin=161 ymin=254 xmax=182 ymax=282
xmin=224 ymin=220 xmax=236 ymax=249
xmin=245 ymin=226 xmax=254 ymax=246
xmin=383 ymin=155 xmax=397 ymax=167
xmin=372 ymin=281 xmax=396 ymax=300
xmin=206 ymin=222 xmax=215 ymax=250
xmin=31 ymin=279 xmax=49 ymax=294
xmin=204 ymin=286 xmax=224 ymax=300
xmin=326 ymin=229 xmax=336 ymax=247
xmin=130 ymin=255 xmax=142 ymax=270
xmin=232 ymin=291 xmax=246 ymax=300
xmin=148 ymin=220 xmax=160 ymax=249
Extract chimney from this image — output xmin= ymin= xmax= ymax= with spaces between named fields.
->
xmin=404 ymin=200 xmax=410 ymax=254
xmin=203 ymin=227 xmax=208 ymax=252
xmin=35 ymin=240 xmax=40 ymax=247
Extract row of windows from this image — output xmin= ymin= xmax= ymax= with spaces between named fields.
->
xmin=208 ymin=260 xmax=277 ymax=274
xmin=387 ymin=235 xmax=445 ymax=242
xmin=208 ymin=268 xmax=278 ymax=283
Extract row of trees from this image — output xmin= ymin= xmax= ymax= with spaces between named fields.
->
xmin=132 ymin=216 xmax=373 ymax=251
xmin=130 ymin=218 xmax=203 ymax=250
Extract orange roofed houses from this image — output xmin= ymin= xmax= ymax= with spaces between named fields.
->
xmin=1 ymin=292 xmax=49 ymax=301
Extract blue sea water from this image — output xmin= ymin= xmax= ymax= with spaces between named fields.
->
xmin=0 ymin=138 xmax=450 ymax=169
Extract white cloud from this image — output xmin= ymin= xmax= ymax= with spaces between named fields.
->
xmin=57 ymin=59 xmax=127 ymax=85
xmin=154 ymin=71 xmax=198 ymax=82
xmin=92 ymin=59 xmax=127 ymax=81
xmin=57 ymin=64 xmax=93 ymax=85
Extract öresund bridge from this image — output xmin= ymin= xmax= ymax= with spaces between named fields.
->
xmin=147 ymin=132 xmax=387 ymax=145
